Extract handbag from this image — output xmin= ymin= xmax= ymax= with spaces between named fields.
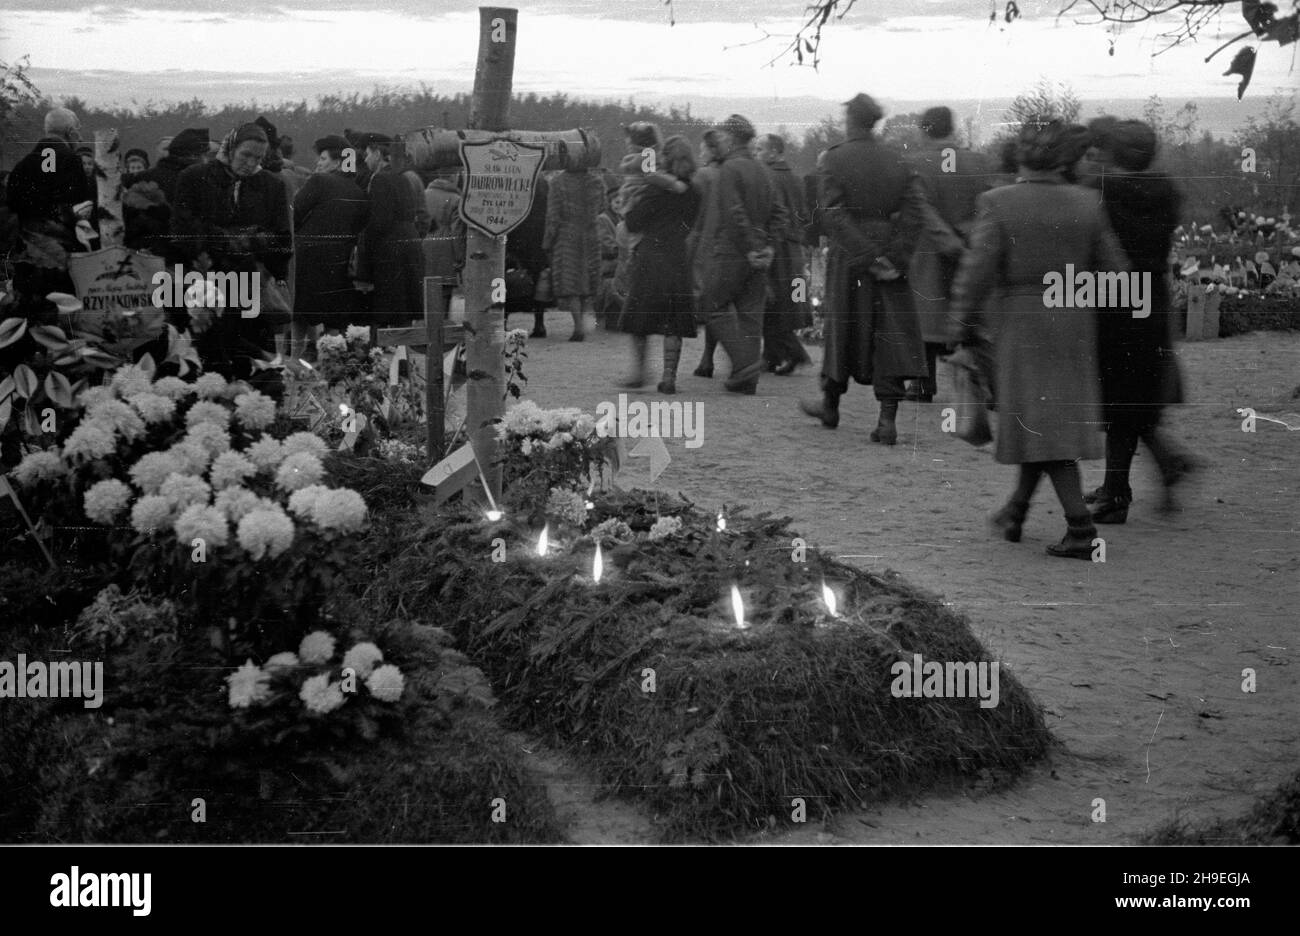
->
xmin=533 ymin=267 xmax=554 ymax=304
xmin=946 ymin=345 xmax=993 ymax=447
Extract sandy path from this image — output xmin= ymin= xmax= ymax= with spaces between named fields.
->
xmin=507 ymin=312 xmax=1298 ymax=844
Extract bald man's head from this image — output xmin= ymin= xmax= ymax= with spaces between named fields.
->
xmin=44 ymin=107 xmax=81 ymax=141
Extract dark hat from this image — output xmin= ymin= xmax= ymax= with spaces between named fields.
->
xmin=355 ymin=132 xmax=394 ymax=148
xmin=314 ymin=134 xmax=353 ymax=159
xmin=844 ymin=93 xmax=883 ymax=128
xmin=167 ymin=128 xmax=210 ymax=158
xmin=1100 ymin=119 xmax=1158 ymax=172
xmin=716 ymin=113 xmax=756 ymax=144
xmin=254 ymin=115 xmax=279 ymax=147
xmin=75 ymin=146 xmax=94 ymax=157
xmin=919 ymin=106 xmax=953 ymax=139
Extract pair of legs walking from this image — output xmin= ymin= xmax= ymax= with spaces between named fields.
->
xmin=799 ymin=376 xmax=904 ymax=445
xmin=1090 ymin=409 xmax=1195 ymax=521
xmin=624 ymin=334 xmax=683 ymax=394
xmin=992 ymin=460 xmax=1097 ymax=559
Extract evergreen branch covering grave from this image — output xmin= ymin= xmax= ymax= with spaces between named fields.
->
xmin=366 ymin=487 xmax=1052 ymax=841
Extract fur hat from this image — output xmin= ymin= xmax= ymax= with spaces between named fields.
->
xmin=314 ymin=135 xmax=352 ymax=161
xmin=623 ymin=122 xmax=661 ymax=150
xmin=167 ymin=128 xmax=210 ymax=158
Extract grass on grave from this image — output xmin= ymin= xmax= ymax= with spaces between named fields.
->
xmin=1142 ymin=768 xmax=1300 ymax=845
xmin=352 ymin=483 xmax=1052 ymax=842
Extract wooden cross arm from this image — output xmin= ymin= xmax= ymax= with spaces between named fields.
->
xmin=405 ymin=127 xmax=602 ymax=173
xmin=375 ymin=322 xmax=465 ymax=350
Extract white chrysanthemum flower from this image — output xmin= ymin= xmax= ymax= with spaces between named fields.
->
xmin=345 ymin=324 xmax=370 ymax=344
xmin=11 ymin=450 xmax=65 ymax=487
xmin=128 ymin=452 xmax=183 ymax=495
xmin=342 ymin=641 xmax=383 ymax=679
xmin=83 ymin=478 xmax=132 ymax=525
xmin=647 ymin=516 xmax=683 ymax=541
xmin=572 ymin=413 xmax=596 ymax=439
xmin=365 ymin=664 xmax=404 ymax=703
xmin=184 ymin=422 xmax=232 ymax=460
xmin=316 ymin=334 xmax=347 ymax=355
xmin=130 ymin=494 xmax=174 ymax=534
xmin=109 ymin=364 xmax=153 ymax=399
xmin=126 ymin=391 xmax=177 ymax=425
xmin=86 ymin=398 xmax=147 ymax=443
xmin=264 ymin=651 xmax=299 ymax=673
xmin=546 ymin=487 xmax=588 ymax=526
xmin=159 ymin=472 xmax=211 ymax=512
xmin=226 ymin=659 xmax=271 ymax=709
xmin=62 ymin=423 xmax=117 ymax=462
xmin=299 ymin=673 xmax=346 ymax=714
xmin=237 ymin=506 xmax=295 ymax=560
xmin=310 ymin=488 xmax=368 ymax=533
xmin=233 ymin=391 xmax=276 ymax=431
xmin=213 ymin=485 xmax=261 ymax=523
xmin=245 ymin=436 xmax=285 ymax=471
xmin=185 ymin=400 xmax=231 ymax=430
xmin=281 ymin=432 xmax=328 ymax=458
xmin=77 ymin=386 xmax=118 ymax=412
xmin=591 ymin=517 xmax=634 ymax=546
xmin=520 ymin=438 xmax=534 ymax=456
xmin=209 ymin=451 xmax=255 ymax=490
xmin=173 ymin=503 xmax=229 ymax=548
xmin=168 ymin=440 xmax=213 ymax=474
xmin=151 ymin=376 xmax=193 ymax=401
xmin=286 ymin=484 xmax=329 ymax=521
xmin=275 ymin=451 xmax=324 ymax=492
xmin=298 ymin=630 xmax=337 ymax=665
xmin=193 ymin=372 xmax=229 ymax=399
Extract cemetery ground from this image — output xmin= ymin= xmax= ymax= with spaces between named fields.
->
xmin=513 ymin=313 xmax=1299 ymax=844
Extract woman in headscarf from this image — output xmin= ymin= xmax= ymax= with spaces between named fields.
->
xmin=291 ymin=134 xmax=370 ymax=357
xmin=949 ymin=117 xmax=1129 ymax=559
xmin=615 ymin=135 xmax=701 ymax=392
xmin=352 ymin=132 xmax=425 ymax=332
xmin=1083 ymin=118 xmax=1196 ymax=521
xmin=171 ymin=121 xmax=292 ymax=395
xmin=543 ymin=152 xmax=605 ymax=341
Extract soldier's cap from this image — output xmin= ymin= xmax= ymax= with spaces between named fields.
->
xmin=844 ymin=93 xmax=883 ymax=127
xmin=354 ymin=132 xmax=395 ymax=148
xmin=715 ymin=114 xmax=756 ymax=144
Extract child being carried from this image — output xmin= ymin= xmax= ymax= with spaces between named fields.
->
xmin=618 ymin=122 xmax=688 ymax=248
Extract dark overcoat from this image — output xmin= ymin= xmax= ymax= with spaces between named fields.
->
xmin=764 ymin=159 xmax=810 ymax=330
xmin=543 ymin=169 xmax=605 ymax=298
xmin=698 ymin=150 xmax=782 ymax=313
xmin=6 ymin=137 xmax=92 ymax=243
xmin=1094 ymin=170 xmax=1184 ymax=414
xmin=618 ymin=183 xmax=700 ymax=338
xmin=949 ymin=176 xmax=1129 ymax=464
xmin=818 ymin=133 xmax=927 ymax=388
xmin=906 ymin=142 xmax=995 ymax=344
xmin=292 ymin=169 xmax=369 ymax=327
xmin=355 ymin=165 xmax=425 ymax=328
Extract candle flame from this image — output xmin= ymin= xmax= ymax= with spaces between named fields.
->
xmin=717 ymin=511 xmax=727 ymax=532
xmin=536 ymin=525 xmax=549 ymax=557
xmin=730 ymin=584 xmax=746 ymax=629
xmin=593 ymin=542 xmax=603 ymax=584
xmin=485 ymin=509 xmax=503 ymax=522
xmin=822 ymin=581 xmax=837 ymax=617
xmin=298 ymin=359 xmax=314 ymax=370
xmin=339 ymin=403 xmax=350 ymax=414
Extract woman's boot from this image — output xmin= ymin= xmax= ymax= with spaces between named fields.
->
xmin=693 ymin=330 xmax=717 ymax=378
xmin=869 ymin=399 xmax=899 ymax=445
xmin=1046 ymin=516 xmax=1098 ymax=560
xmin=658 ymin=336 xmax=682 ymax=394
xmin=530 ymin=305 xmax=547 ymax=339
xmin=798 ymin=385 xmax=841 ymax=428
xmin=990 ymin=500 xmax=1029 ymax=543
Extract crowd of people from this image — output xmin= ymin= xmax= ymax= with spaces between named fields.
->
xmin=4 ymin=97 xmax=1218 ymax=557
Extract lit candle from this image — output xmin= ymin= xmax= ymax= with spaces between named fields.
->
xmin=592 ymin=542 xmax=603 ymax=584
xmin=821 ymin=580 xmax=838 ymax=618
xmin=485 ymin=509 xmax=503 ymax=522
xmin=730 ymin=584 xmax=746 ymax=630
xmin=584 ymin=479 xmax=595 ymax=511
xmin=716 ymin=511 xmax=726 ymax=533
xmin=536 ymin=525 xmax=549 ymax=557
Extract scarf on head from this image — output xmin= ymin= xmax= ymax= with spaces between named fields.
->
xmin=217 ymin=126 xmax=265 ymax=210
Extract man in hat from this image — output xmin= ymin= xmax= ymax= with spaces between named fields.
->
xmin=903 ymin=105 xmax=995 ymax=402
xmin=136 ymin=128 xmax=209 ymax=206
xmin=697 ymin=113 xmax=785 ymax=395
xmin=800 ymin=93 xmax=927 ymax=443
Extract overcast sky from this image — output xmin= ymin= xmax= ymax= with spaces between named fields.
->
xmin=4 ymin=0 xmax=1298 ymax=120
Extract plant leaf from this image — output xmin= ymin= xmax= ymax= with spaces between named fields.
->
xmin=0 ymin=317 xmax=28 ymax=349
xmin=12 ymin=364 xmax=38 ymax=398
xmin=29 ymin=324 xmax=69 ymax=351
xmin=44 ymin=371 xmax=74 ymax=408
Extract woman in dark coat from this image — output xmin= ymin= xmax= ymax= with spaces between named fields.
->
xmin=171 ymin=122 xmax=292 ymax=397
xmin=949 ymin=118 xmax=1129 ymax=559
xmin=353 ymin=133 xmax=425 ymax=330
xmin=616 ymin=135 xmax=701 ymax=393
xmin=1085 ymin=119 xmax=1195 ymax=521
xmin=292 ymin=135 xmax=369 ymax=346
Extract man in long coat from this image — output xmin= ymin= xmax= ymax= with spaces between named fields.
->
xmin=904 ymin=106 xmax=995 ymax=402
xmin=697 ymin=114 xmax=785 ymax=395
xmin=800 ymin=94 xmax=927 ymax=444
xmin=756 ymin=133 xmax=812 ymax=374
